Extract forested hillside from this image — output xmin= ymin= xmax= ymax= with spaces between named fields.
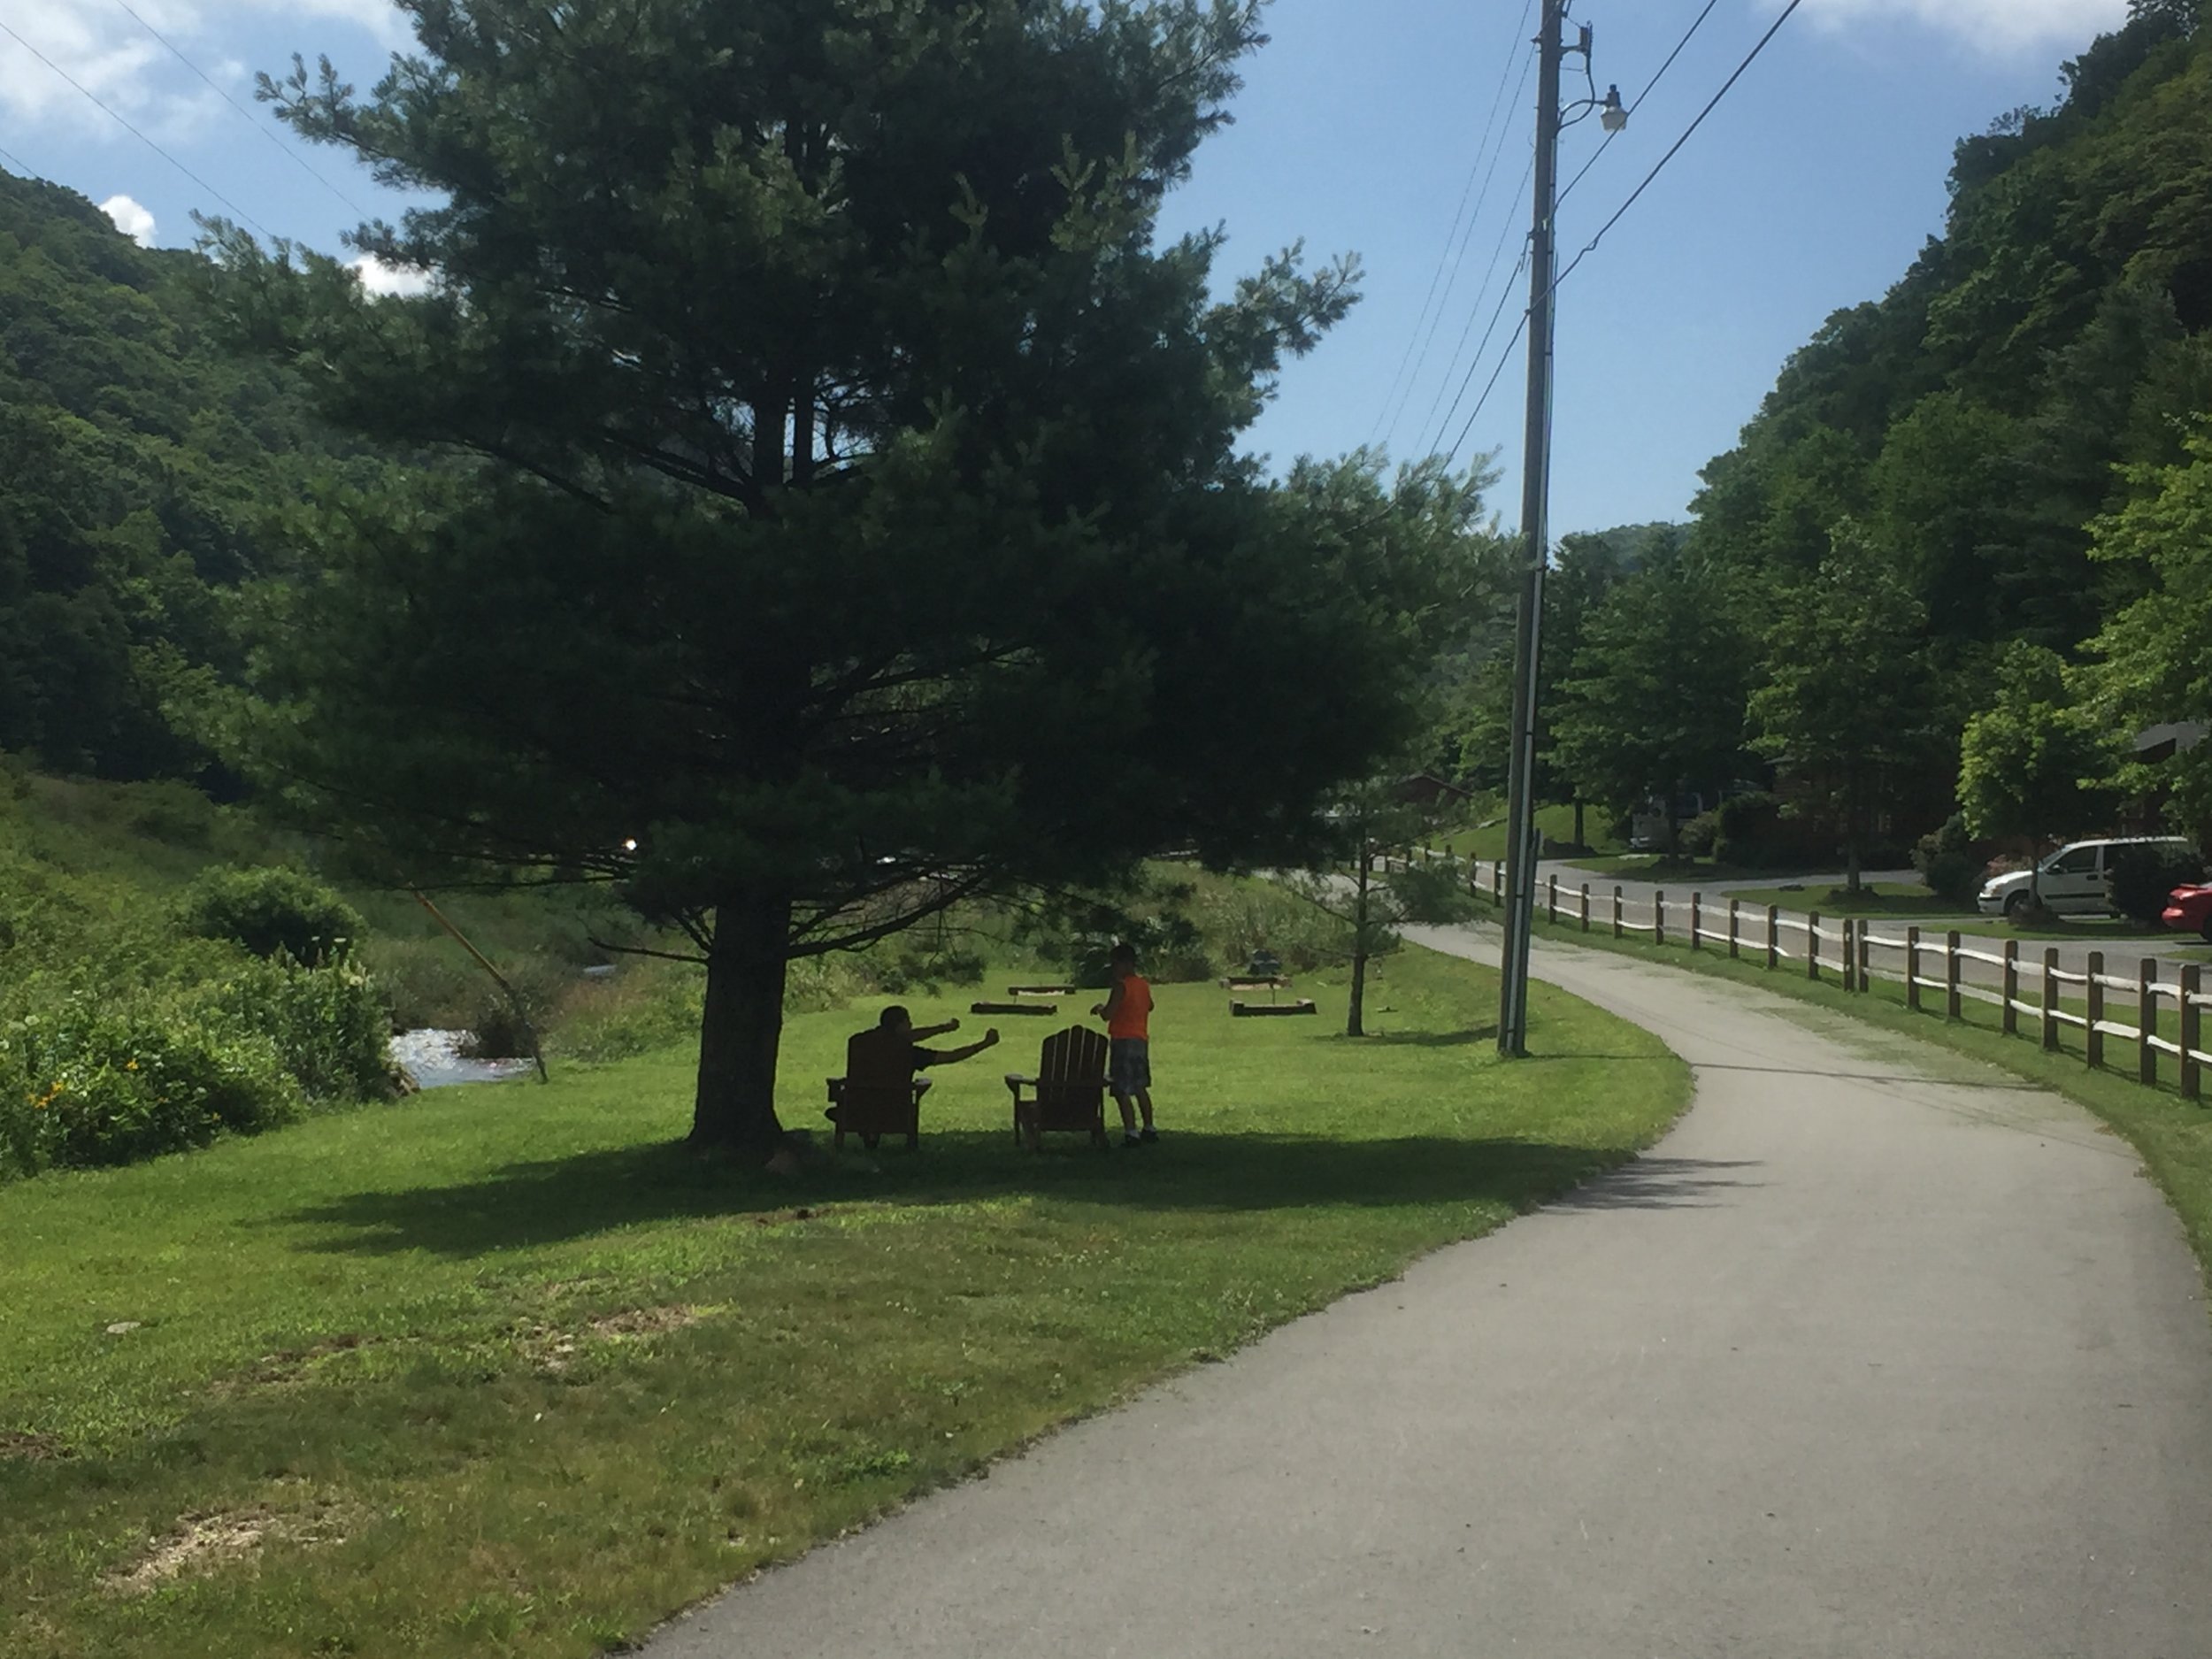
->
xmin=1531 ymin=0 xmax=2212 ymax=861
xmin=0 ymin=170 xmax=365 ymax=782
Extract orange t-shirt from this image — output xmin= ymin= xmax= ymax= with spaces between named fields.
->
xmin=1107 ymin=973 xmax=1153 ymax=1041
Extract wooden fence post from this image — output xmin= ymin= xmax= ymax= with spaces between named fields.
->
xmin=1547 ymin=874 xmax=1558 ymax=925
xmin=1946 ymin=931 xmax=1962 ymax=1020
xmin=1612 ymin=887 xmax=1623 ymax=939
xmin=1493 ymin=863 xmax=1505 ymax=904
xmin=1845 ymin=918 xmax=1860 ymax=992
xmin=2001 ymin=940 xmax=2019 ymax=1035
xmin=1690 ymin=893 xmax=1702 ymax=951
xmin=2086 ymin=950 xmax=2105 ymax=1071
xmin=1764 ymin=906 xmax=1779 ymax=971
xmin=1579 ymin=884 xmax=1591 ymax=933
xmin=2041 ymin=949 xmax=2060 ymax=1051
xmin=2181 ymin=964 xmax=2202 ymax=1103
xmin=1807 ymin=912 xmax=1822 ymax=982
xmin=1654 ymin=891 xmax=1665 ymax=948
xmin=2139 ymin=959 xmax=2158 ymax=1088
xmin=1857 ymin=923 xmax=1870 ymax=992
xmin=1728 ymin=899 xmax=1740 ymax=959
xmin=1905 ymin=927 xmax=1921 ymax=1011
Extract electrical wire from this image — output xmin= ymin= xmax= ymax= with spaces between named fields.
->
xmin=1552 ymin=0 xmax=1804 ymax=296
xmin=1440 ymin=0 xmax=1801 ymax=467
xmin=0 ymin=17 xmax=274 ymax=238
xmin=1559 ymin=0 xmax=1723 ymax=207
xmin=1445 ymin=309 xmax=1530 ymax=466
xmin=0 ymin=142 xmax=27 ymax=173
xmin=1417 ymin=165 xmax=1534 ymax=454
xmin=111 ymin=0 xmax=369 ymax=217
xmin=1378 ymin=47 xmax=1536 ymax=452
xmin=1368 ymin=4 xmax=1538 ymax=448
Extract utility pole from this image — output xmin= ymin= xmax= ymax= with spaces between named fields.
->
xmin=1497 ymin=2 xmax=1569 ymax=1057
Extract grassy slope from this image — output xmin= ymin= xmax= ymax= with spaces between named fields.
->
xmin=0 ymin=946 xmax=1687 ymax=1659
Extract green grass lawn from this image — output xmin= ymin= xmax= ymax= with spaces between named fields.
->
xmin=1451 ymin=803 xmax=1624 ymax=863
xmin=1488 ymin=903 xmax=2212 ymax=1294
xmin=0 ymin=947 xmax=1686 ymax=1659
xmin=1719 ymin=882 xmax=1975 ymax=919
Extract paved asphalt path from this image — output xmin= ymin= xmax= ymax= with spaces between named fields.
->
xmin=646 ymin=924 xmax=2212 ymax=1658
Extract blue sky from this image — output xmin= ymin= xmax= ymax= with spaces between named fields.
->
xmin=0 ymin=0 xmax=2133 ymax=534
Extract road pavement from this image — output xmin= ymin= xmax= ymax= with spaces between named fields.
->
xmin=642 ymin=923 xmax=2212 ymax=1658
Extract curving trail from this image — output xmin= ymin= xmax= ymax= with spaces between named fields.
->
xmin=646 ymin=923 xmax=2212 ymax=1659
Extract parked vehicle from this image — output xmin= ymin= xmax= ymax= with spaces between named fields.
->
xmin=1976 ymin=836 xmax=2196 ymax=921
xmin=2162 ymin=883 xmax=2212 ymax=943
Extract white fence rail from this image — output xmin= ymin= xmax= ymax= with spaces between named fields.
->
xmin=1458 ymin=859 xmax=2208 ymax=1104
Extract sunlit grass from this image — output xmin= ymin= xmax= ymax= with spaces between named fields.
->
xmin=0 ymin=946 xmax=1687 ymax=1659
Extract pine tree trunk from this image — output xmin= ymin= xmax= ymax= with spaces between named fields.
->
xmin=1573 ymin=799 xmax=1586 ymax=852
xmin=689 ymin=889 xmax=793 ymax=1157
xmin=1846 ymin=837 xmax=1862 ymax=895
xmin=1348 ymin=847 xmax=1371 ymax=1037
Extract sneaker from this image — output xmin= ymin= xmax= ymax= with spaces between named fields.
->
xmin=1122 ymin=1133 xmax=1141 ymax=1148
xmin=1139 ymin=1127 xmax=1159 ymax=1144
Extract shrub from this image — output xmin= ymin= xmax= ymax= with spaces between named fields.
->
xmin=0 ymin=1000 xmax=302 ymax=1175
xmin=2108 ymin=841 xmax=2208 ymax=923
xmin=211 ymin=956 xmax=397 ymax=1103
xmin=1677 ymin=810 xmax=1721 ymax=858
xmin=1914 ymin=814 xmax=1985 ymax=908
xmin=175 ymin=866 xmax=364 ymax=965
xmin=1711 ymin=793 xmax=1784 ymax=868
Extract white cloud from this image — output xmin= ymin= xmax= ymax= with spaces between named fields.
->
xmin=1791 ymin=0 xmax=2131 ymax=57
xmin=0 ymin=0 xmax=408 ymax=142
xmin=99 ymin=192 xmax=157 ymax=244
xmin=351 ymin=251 xmax=431 ymax=297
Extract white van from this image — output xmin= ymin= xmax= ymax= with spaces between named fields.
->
xmin=1976 ymin=836 xmax=2195 ymax=920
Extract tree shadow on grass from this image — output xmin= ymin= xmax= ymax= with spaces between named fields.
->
xmin=273 ymin=1134 xmax=1762 ymax=1259
xmin=1357 ymin=1025 xmax=1500 ymax=1048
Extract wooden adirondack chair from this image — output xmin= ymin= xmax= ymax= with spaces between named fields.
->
xmin=1004 ymin=1025 xmax=1110 ymax=1151
xmin=826 ymin=1026 xmax=930 ymax=1151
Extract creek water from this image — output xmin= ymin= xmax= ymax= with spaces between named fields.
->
xmin=388 ymin=1028 xmax=535 ymax=1089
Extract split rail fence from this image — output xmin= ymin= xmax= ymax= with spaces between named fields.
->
xmin=1441 ymin=856 xmax=2208 ymax=1104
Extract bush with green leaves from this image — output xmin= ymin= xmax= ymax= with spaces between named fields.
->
xmin=0 ymin=1000 xmax=303 ymax=1175
xmin=174 ymin=866 xmax=363 ymax=965
xmin=211 ymin=955 xmax=396 ymax=1103
xmin=2108 ymin=841 xmax=2207 ymax=923
xmin=1914 ymin=813 xmax=1985 ymax=908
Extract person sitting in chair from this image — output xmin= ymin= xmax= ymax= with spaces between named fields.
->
xmin=824 ymin=1007 xmax=1000 ymax=1128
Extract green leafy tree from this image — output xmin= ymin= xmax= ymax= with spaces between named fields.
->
xmin=1752 ymin=533 xmax=1947 ymax=898
xmin=1747 ymin=526 xmax=1946 ymax=891
xmin=2084 ymin=430 xmax=2212 ymax=841
xmin=1549 ymin=549 xmax=1755 ymax=838
xmin=210 ymin=0 xmax=1486 ymax=1156
xmin=1957 ymin=641 xmax=2124 ymax=857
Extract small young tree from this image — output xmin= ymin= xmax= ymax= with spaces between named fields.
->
xmin=1284 ymin=778 xmax=1476 ymax=1038
xmin=1958 ymin=641 xmax=2125 ymax=885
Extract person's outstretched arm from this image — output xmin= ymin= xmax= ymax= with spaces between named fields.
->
xmin=915 ymin=1029 xmax=1001 ymax=1067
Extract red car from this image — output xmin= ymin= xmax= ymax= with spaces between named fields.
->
xmin=2164 ymin=883 xmax=2212 ymax=943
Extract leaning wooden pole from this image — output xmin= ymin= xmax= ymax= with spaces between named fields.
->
xmin=411 ymin=889 xmax=549 ymax=1083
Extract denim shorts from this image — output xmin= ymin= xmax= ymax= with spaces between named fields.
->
xmin=1109 ymin=1037 xmax=1151 ymax=1094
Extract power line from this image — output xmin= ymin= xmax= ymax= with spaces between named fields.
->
xmin=1369 ymin=2 xmax=1537 ymax=446
xmin=1558 ymin=0 xmax=1723 ymax=207
xmin=1445 ymin=307 xmax=1529 ymax=466
xmin=1417 ymin=163 xmax=1534 ymax=453
xmin=0 ymin=142 xmax=27 ymax=173
xmin=111 ymin=0 xmax=369 ymax=217
xmin=1442 ymin=0 xmax=1799 ymax=469
xmin=1552 ymin=0 xmax=1805 ymax=296
xmin=0 ymin=17 xmax=274 ymax=238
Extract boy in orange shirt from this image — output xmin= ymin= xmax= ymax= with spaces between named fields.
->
xmin=1091 ymin=941 xmax=1157 ymax=1147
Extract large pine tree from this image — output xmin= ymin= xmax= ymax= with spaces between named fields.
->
xmin=209 ymin=0 xmax=1485 ymax=1156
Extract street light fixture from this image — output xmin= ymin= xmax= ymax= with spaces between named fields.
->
xmin=1601 ymin=84 xmax=1629 ymax=134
